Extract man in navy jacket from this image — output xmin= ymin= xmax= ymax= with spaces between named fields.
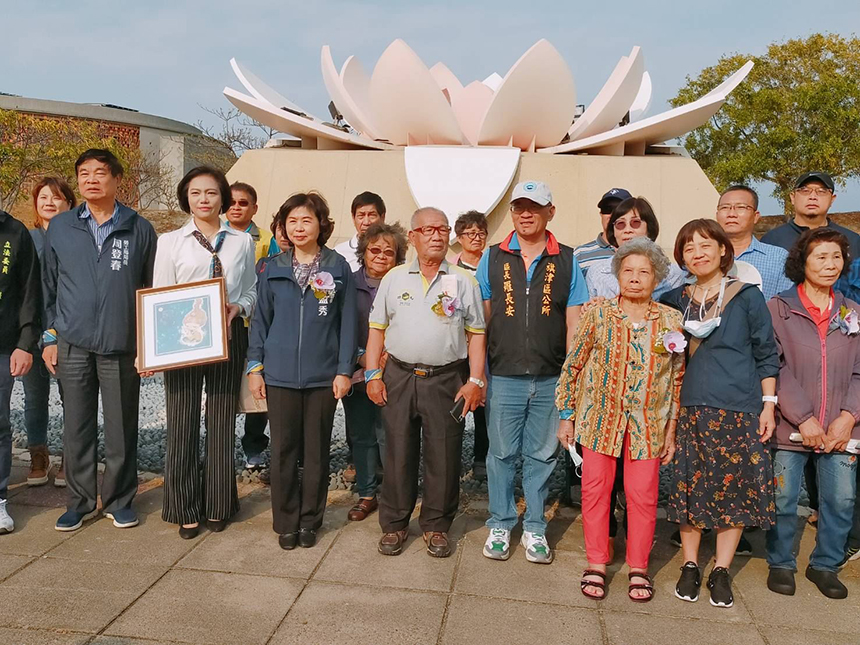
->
xmin=42 ymin=149 xmax=157 ymax=532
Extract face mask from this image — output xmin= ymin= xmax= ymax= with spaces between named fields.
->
xmin=682 ymin=278 xmax=727 ymax=339
xmin=683 ymin=317 xmax=721 ymax=338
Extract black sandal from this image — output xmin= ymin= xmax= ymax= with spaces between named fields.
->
xmin=580 ymin=569 xmax=607 ymax=600
xmin=628 ymin=572 xmax=655 ymax=603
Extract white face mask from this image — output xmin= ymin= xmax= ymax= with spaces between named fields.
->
xmin=683 ymin=278 xmax=727 ymax=339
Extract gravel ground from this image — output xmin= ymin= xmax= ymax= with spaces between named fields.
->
xmin=9 ymin=375 xmax=675 ymax=501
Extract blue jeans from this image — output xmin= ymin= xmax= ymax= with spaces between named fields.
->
xmin=21 ymin=359 xmax=63 ymax=447
xmin=342 ymin=382 xmax=384 ymax=498
xmin=766 ymin=449 xmax=857 ymax=573
xmin=486 ymin=374 xmax=560 ymax=533
xmin=0 ymin=355 xmax=13 ymax=500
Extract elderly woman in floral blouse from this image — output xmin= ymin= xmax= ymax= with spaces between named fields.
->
xmin=557 ymin=237 xmax=685 ymax=602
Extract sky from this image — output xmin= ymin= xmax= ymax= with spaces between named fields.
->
xmin=3 ymin=0 xmax=859 ymax=214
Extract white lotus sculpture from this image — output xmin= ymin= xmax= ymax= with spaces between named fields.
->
xmin=223 ymin=39 xmax=751 ymax=156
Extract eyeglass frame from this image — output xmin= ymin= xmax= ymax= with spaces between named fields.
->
xmin=794 ymin=186 xmax=833 ymax=197
xmin=612 ymin=218 xmax=643 ymax=231
xmin=716 ymin=203 xmax=756 ymax=213
xmin=412 ymin=225 xmax=452 ymax=237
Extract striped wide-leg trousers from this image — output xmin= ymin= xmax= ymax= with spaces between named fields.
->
xmin=161 ymin=318 xmax=244 ymax=525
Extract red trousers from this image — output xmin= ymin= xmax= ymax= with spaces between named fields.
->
xmin=581 ymin=436 xmax=660 ymax=569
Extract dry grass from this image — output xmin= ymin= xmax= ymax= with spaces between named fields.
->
xmin=756 ymin=211 xmax=860 ymax=237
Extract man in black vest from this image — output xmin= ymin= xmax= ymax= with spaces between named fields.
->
xmin=476 ymin=181 xmax=588 ymax=564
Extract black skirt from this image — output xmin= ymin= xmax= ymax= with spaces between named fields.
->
xmin=668 ymin=405 xmax=775 ymax=529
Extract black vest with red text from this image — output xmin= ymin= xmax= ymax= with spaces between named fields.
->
xmin=487 ymin=231 xmax=574 ymax=376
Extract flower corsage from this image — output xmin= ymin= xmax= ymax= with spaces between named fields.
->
xmin=653 ymin=329 xmax=687 ymax=354
xmin=311 ymin=272 xmax=336 ymax=301
xmin=431 ymin=292 xmax=461 ymax=318
xmin=831 ymin=305 xmax=860 ymax=336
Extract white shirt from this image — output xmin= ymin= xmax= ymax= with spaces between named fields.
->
xmin=153 ymin=218 xmax=257 ymax=317
xmin=334 ymin=234 xmax=361 ymax=272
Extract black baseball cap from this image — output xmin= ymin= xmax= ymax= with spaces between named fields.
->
xmin=597 ymin=188 xmax=632 ymax=212
xmin=794 ymin=172 xmax=835 ymax=192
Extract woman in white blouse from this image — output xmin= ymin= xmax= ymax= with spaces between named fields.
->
xmin=152 ymin=166 xmax=256 ymax=539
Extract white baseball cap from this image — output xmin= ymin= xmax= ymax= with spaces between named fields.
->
xmin=511 ymin=180 xmax=552 ymax=206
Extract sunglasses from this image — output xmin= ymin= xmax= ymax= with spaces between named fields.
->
xmin=613 ymin=218 xmax=643 ymax=231
xmin=232 ymin=199 xmax=252 ymax=208
xmin=367 ymin=246 xmax=396 ymax=259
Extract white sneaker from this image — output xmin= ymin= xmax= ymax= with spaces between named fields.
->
xmin=521 ymin=531 xmax=553 ymax=564
xmin=483 ymin=528 xmax=512 ymax=560
xmin=0 ymin=499 xmax=14 ymax=534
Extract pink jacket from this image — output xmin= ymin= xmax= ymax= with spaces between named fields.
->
xmin=768 ymin=287 xmax=860 ymax=451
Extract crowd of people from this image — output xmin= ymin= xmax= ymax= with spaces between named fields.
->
xmin=1 ymin=148 xmax=859 ymax=609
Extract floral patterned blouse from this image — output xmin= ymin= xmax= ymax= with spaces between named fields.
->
xmin=555 ymin=298 xmax=685 ymax=460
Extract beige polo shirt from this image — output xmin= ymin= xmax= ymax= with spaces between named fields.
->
xmin=369 ymin=258 xmax=485 ymax=366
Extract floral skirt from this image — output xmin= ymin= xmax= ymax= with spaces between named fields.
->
xmin=667 ymin=406 xmax=775 ymax=529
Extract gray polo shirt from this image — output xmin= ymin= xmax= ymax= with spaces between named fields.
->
xmin=369 ymin=258 xmax=485 ymax=366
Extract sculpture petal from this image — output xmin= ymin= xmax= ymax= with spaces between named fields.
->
xmin=567 ymin=46 xmax=644 ymax=141
xmin=429 ymin=62 xmax=464 ymax=105
xmin=370 ymin=39 xmax=466 ymax=146
xmin=629 ymin=71 xmax=653 ymax=122
xmin=452 ymin=81 xmax=495 ymax=146
xmin=477 ymin=39 xmax=577 ymax=150
xmin=540 ymin=61 xmax=754 ymax=155
xmin=230 ymin=58 xmax=302 ymax=112
xmin=321 ymin=46 xmax=381 ymax=139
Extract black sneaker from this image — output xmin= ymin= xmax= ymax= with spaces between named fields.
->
xmin=707 ymin=567 xmax=734 ymax=608
xmin=675 ymin=561 xmax=702 ymax=602
xmin=735 ymin=535 xmax=753 ymax=556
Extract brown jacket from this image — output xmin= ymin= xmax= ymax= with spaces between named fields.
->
xmin=768 ymin=287 xmax=860 ymax=451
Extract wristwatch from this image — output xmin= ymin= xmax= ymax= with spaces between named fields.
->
xmin=469 ymin=377 xmax=486 ymax=388
xmin=762 ymin=395 xmax=778 ymax=404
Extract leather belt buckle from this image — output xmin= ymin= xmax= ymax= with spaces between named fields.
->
xmin=413 ymin=367 xmax=431 ymax=378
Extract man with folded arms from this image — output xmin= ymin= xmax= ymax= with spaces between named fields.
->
xmin=366 ymin=207 xmax=486 ymax=558
xmin=573 ymin=187 xmax=632 ymax=277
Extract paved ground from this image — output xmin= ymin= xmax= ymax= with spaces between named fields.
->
xmin=0 ymin=460 xmax=858 ymax=645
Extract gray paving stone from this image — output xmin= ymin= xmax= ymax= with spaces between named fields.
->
xmin=177 ymin=501 xmax=346 ymax=579
xmin=0 ymin=503 xmax=76 ymax=556
xmin=105 ymin=569 xmax=302 ymax=644
xmin=0 ymin=627 xmax=89 ymax=644
xmin=313 ymin=514 xmax=467 ymax=592
xmin=603 ymin=612 xmax=766 ymax=644
xmin=271 ymin=580 xmax=446 ymax=645
xmin=440 ymin=595 xmax=603 ymax=644
xmin=0 ymin=553 xmax=34 ymax=581
xmin=0 ymin=558 xmax=163 ymax=633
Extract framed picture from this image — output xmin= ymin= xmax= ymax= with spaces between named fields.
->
xmin=136 ymin=277 xmax=229 ymax=372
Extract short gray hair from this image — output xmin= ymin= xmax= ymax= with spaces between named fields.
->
xmin=610 ymin=237 xmax=671 ymax=284
xmin=411 ymin=207 xmax=446 ymax=230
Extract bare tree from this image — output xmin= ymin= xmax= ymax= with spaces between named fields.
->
xmin=196 ymin=105 xmax=277 ymax=160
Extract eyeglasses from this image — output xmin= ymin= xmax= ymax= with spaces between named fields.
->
xmin=795 ymin=186 xmax=832 ymax=197
xmin=232 ymin=200 xmax=251 ymax=208
xmin=613 ymin=218 xmax=643 ymax=231
xmin=461 ymin=230 xmax=487 ymax=241
xmin=413 ymin=225 xmax=451 ymax=237
xmin=367 ymin=246 xmax=396 ymax=259
xmin=717 ymin=204 xmax=755 ymax=213
xmin=511 ymin=203 xmax=548 ymax=215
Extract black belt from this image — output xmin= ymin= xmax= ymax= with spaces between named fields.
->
xmin=389 ymin=356 xmax=466 ymax=378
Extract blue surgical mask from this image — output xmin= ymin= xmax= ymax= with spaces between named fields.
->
xmin=682 ymin=278 xmax=727 ymax=339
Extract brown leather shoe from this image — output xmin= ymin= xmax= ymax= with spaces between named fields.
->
xmin=378 ymin=529 xmax=409 ymax=556
xmin=423 ymin=531 xmax=451 ymax=558
xmin=54 ymin=454 xmax=66 ymax=488
xmin=348 ymin=497 xmax=378 ymax=522
xmin=343 ymin=463 xmax=357 ymax=483
xmin=27 ymin=445 xmax=49 ymax=486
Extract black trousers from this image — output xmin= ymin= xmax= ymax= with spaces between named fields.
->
xmin=242 ymin=412 xmax=269 ymax=457
xmin=57 ymin=340 xmax=140 ymax=514
xmin=161 ymin=318 xmax=244 ymax=525
xmin=268 ymin=385 xmax=337 ymax=534
xmin=378 ymin=358 xmax=467 ymax=534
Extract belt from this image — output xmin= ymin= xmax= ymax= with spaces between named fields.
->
xmin=389 ymin=356 xmax=466 ymax=378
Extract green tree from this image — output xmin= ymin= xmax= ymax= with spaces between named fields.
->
xmin=0 ymin=109 xmax=149 ymax=213
xmin=671 ymin=33 xmax=860 ymax=214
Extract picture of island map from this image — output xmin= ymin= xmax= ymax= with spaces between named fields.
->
xmin=154 ymin=295 xmax=213 ymax=356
